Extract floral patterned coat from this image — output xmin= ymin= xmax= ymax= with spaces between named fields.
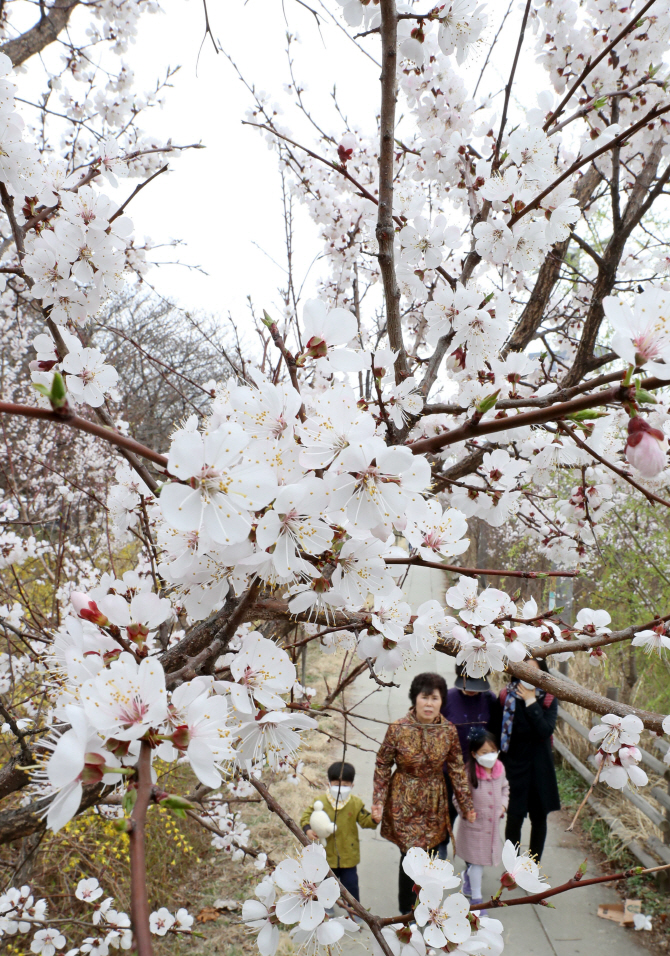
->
xmin=373 ymin=711 xmax=474 ymax=854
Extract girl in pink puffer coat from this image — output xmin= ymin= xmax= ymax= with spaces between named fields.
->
xmin=454 ymin=729 xmax=509 ymax=909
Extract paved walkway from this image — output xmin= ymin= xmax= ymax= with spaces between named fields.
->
xmin=336 ymin=567 xmax=648 ymax=956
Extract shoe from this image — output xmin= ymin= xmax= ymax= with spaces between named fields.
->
xmin=470 ymin=899 xmax=487 ymax=916
xmin=461 ymin=869 xmax=472 ymax=899
xmin=325 ymin=907 xmax=335 ymax=917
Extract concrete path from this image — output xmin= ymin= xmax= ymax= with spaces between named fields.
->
xmin=335 ymin=567 xmax=648 ymax=956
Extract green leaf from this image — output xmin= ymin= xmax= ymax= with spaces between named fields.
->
xmin=50 ymin=371 xmax=67 ymax=408
xmin=567 ymin=410 xmax=609 ymax=422
xmin=122 ymin=788 xmax=138 ymax=814
xmin=635 ymin=388 xmax=657 ymax=404
xmin=476 ymin=389 xmax=500 ymax=415
xmin=262 ymin=310 xmax=275 ymax=329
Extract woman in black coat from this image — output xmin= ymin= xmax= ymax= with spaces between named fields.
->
xmin=494 ymin=659 xmax=560 ymax=861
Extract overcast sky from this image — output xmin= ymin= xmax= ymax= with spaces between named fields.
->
xmin=16 ymin=1 xmax=541 ymax=331
xmin=126 ymin=0 xmax=382 ymax=324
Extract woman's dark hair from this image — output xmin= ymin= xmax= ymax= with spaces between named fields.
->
xmin=409 ymin=672 xmax=447 ymax=707
xmin=328 ymin=761 xmax=355 ymax=783
xmin=466 ymin=728 xmax=498 ymax=790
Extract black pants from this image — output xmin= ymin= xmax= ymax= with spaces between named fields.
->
xmin=399 ymin=847 xmax=439 ymax=914
xmin=505 ymin=810 xmax=548 ymax=861
xmin=333 ymin=866 xmax=360 ymax=902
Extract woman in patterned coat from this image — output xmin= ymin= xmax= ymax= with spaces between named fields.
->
xmin=371 ymin=672 xmax=475 ymax=914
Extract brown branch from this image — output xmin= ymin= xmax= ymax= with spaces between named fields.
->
xmin=377 ymin=0 xmax=408 ymax=384
xmin=494 ymin=0 xmax=532 ymax=166
xmin=0 ymin=402 xmax=168 ymax=469
xmin=109 ymin=165 xmax=169 ymax=224
xmin=542 ymin=0 xmax=659 ymax=131
xmin=162 ymin=581 xmax=260 ymax=686
xmin=128 ymin=741 xmax=153 ymax=956
xmin=508 ymin=104 xmax=670 ymax=232
xmin=533 ymin=609 xmax=670 ymax=659
xmin=0 ymin=1 xmax=79 ymax=66
xmin=408 ymin=382 xmax=634 ymax=455
xmin=559 ymin=422 xmax=670 ymax=508
xmin=384 ymin=556 xmax=581 ymax=579
xmin=478 ymin=861 xmax=670 ymax=912
xmin=567 ymin=759 xmax=603 ymax=831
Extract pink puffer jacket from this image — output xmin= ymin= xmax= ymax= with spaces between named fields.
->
xmin=453 ymin=761 xmax=509 ymax=867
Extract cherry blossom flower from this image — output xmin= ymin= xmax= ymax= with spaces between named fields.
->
xmin=217 ymin=632 xmax=296 ymax=713
xmin=473 ymin=219 xmax=513 ymax=265
xmin=544 ymin=198 xmax=580 ymax=244
xmin=297 ymin=383 xmax=376 ymax=470
xmin=385 ymin=377 xmax=424 ymax=428
xmin=229 ymin=379 xmax=302 ymax=444
xmin=169 ymin=681 xmax=235 ymax=787
xmin=575 ymin=608 xmax=611 ymax=636
xmin=76 ymin=879 xmax=103 ymax=903
xmin=631 ymin=626 xmax=670 ymax=655
xmin=596 ymin=746 xmax=648 ymax=789
xmin=31 ymin=928 xmax=66 ymax=955
xmin=410 ymin=601 xmax=449 ymax=655
xmin=243 ymin=880 xmax=279 ymax=956
xmin=446 ymin=577 xmax=502 ymax=626
xmin=454 ymin=626 xmax=507 ymax=677
xmin=424 ymin=284 xmax=481 ymax=347
xmin=149 ymin=908 xmax=174 ymax=936
xmin=160 ymin=422 xmax=277 ymax=546
xmin=401 ymin=847 xmax=461 ymax=891
xmin=604 ymin=286 xmax=670 ymax=375
xmin=374 ymin=923 xmax=427 ymax=956
xmin=399 ymin=215 xmax=454 ymax=270
xmin=255 ymin=478 xmax=333 ymax=577
xmin=405 ymin=499 xmax=469 ymax=560
xmin=625 ymin=417 xmax=667 ymax=478
xmin=273 ymin=844 xmax=340 ymax=931
xmin=332 ymin=440 xmax=430 ymax=535
xmin=331 ymin=538 xmax=395 ymax=608
xmin=290 ymin=916 xmax=359 ymax=952
xmin=300 ymin=299 xmax=367 ymax=373
xmin=61 ymin=347 xmax=118 ymax=407
xmin=415 ymin=887 xmax=471 ymax=948
xmin=588 ymin=713 xmax=643 ymax=753
xmin=40 ymin=705 xmax=117 ymax=832
xmin=501 ymin=840 xmax=550 ymax=893
xmin=81 ymin=653 xmax=168 ymax=741
xmin=437 ymin=0 xmax=487 ymax=63
xmin=236 ymin=710 xmax=317 ymax=770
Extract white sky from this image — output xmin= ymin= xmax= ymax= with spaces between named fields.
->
xmin=15 ymin=1 xmax=545 ymax=330
xmin=127 ymin=0 xmax=381 ymax=323
xmin=124 ymin=1 xmax=541 ymax=324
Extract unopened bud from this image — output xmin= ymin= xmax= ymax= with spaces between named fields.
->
xmin=475 ymin=389 xmax=501 ymax=415
xmin=70 ymin=592 xmax=109 ymax=627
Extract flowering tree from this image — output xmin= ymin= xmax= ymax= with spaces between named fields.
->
xmin=3 ymin=0 xmax=670 ymax=952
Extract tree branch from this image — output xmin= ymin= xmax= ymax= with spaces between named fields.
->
xmin=377 ymin=0 xmax=408 ymax=384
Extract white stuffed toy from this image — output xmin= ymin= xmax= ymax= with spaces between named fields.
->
xmin=309 ymin=800 xmax=336 ymax=845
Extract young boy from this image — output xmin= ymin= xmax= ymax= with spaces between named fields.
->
xmin=300 ymin=760 xmax=377 ymax=903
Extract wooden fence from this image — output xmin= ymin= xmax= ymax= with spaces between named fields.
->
xmin=551 ymin=668 xmax=670 ymax=876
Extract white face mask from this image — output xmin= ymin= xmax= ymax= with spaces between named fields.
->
xmin=475 ymin=751 xmax=499 ymax=769
xmin=330 ymin=785 xmax=352 ymax=800
xmin=519 ymin=680 xmax=537 ymax=690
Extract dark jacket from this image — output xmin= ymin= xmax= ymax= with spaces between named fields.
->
xmin=493 ymin=689 xmax=560 ymax=818
xmin=441 ymin=688 xmax=500 ymax=762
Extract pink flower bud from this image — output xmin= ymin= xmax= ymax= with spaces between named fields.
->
xmin=625 ymin=417 xmax=667 ymax=477
xmin=70 ymin=591 xmax=109 ymax=627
